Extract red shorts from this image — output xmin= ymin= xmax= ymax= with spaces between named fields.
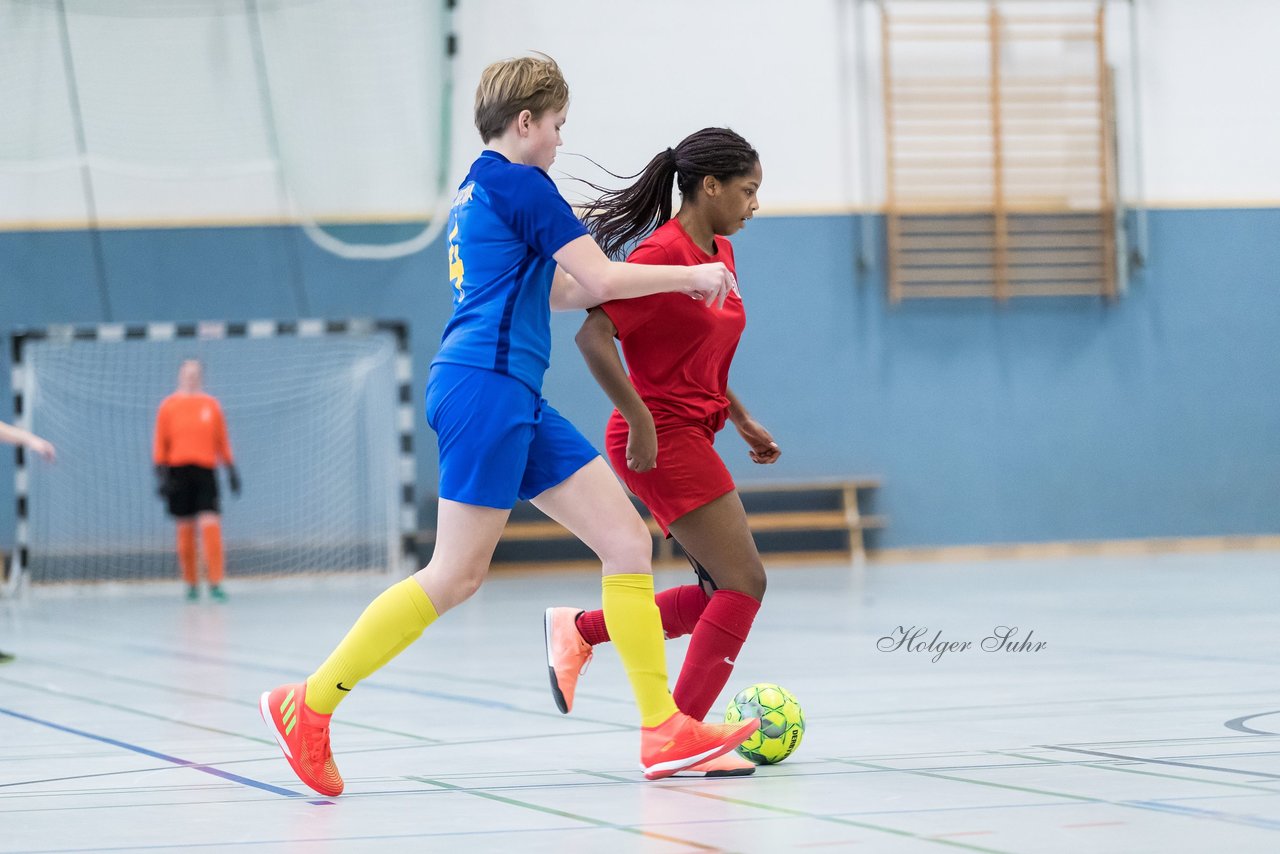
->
xmin=605 ymin=411 xmax=736 ymax=536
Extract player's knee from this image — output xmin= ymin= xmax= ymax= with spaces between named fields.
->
xmin=419 ymin=559 xmax=487 ymax=611
xmin=596 ymin=516 xmax=652 ymax=569
xmin=452 ymin=563 xmax=487 ymax=602
xmin=723 ymin=560 xmax=767 ymax=601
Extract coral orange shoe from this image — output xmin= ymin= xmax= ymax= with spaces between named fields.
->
xmin=259 ymin=683 xmax=344 ymax=796
xmin=544 ymin=607 xmax=593 ymax=713
xmin=640 ymin=712 xmax=759 ymax=780
xmin=673 ymin=748 xmax=757 ymax=777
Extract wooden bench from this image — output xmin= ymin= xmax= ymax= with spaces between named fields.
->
xmin=416 ymin=479 xmax=885 ymax=568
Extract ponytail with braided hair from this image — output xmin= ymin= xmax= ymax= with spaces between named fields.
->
xmin=579 ymin=127 xmax=759 ymax=259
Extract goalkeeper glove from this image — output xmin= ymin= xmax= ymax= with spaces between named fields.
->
xmin=227 ymin=464 xmax=241 ymax=497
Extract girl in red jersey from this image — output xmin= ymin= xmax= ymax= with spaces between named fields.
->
xmin=545 ymin=127 xmax=776 ymax=776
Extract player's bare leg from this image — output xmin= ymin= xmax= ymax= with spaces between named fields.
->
xmin=551 ymin=490 xmax=765 ymax=776
xmin=533 ymin=458 xmax=758 ymax=778
xmin=668 ymin=489 xmax=766 ymax=600
xmin=655 ymin=492 xmax=765 ymax=776
xmin=412 ymin=499 xmax=510 ymax=613
xmin=667 ymin=489 xmax=768 ymax=724
xmin=262 ymin=499 xmax=508 ymax=796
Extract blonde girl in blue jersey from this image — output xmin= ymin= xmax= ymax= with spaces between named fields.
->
xmin=262 ymin=53 xmax=758 ymax=795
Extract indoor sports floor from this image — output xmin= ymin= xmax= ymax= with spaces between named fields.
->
xmin=3 ymin=551 xmax=1280 ymax=853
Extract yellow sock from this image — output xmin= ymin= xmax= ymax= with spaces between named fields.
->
xmin=602 ymin=573 xmax=678 ymax=727
xmin=304 ymin=577 xmax=439 ymax=714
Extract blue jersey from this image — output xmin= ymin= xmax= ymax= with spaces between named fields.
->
xmin=432 ymin=150 xmax=589 ymax=393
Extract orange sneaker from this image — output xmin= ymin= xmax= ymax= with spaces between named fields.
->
xmin=674 ymin=748 xmax=757 ymax=778
xmin=259 ymin=683 xmax=344 ymax=796
xmin=544 ymin=607 xmax=593 ymax=713
xmin=640 ymin=711 xmax=760 ymax=780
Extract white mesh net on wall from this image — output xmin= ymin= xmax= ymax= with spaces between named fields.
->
xmin=0 ymin=0 xmax=451 ymax=258
xmin=17 ymin=329 xmax=402 ymax=583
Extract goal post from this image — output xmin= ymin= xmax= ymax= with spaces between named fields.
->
xmin=7 ymin=318 xmax=417 ymax=592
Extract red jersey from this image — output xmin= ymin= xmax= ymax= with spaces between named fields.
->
xmin=153 ymin=392 xmax=234 ymax=468
xmin=599 ymin=218 xmax=745 ymax=428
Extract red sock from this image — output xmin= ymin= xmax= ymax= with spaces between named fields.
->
xmin=656 ymin=584 xmax=711 ymax=639
xmin=575 ymin=583 xmax=710 ymax=646
xmin=673 ymin=589 xmax=760 ymax=721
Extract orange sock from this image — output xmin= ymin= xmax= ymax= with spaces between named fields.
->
xmin=176 ymin=521 xmax=197 ymax=586
xmin=201 ymin=518 xmax=224 ymax=586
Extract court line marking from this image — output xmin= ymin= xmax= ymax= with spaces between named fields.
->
xmin=408 ymin=776 xmax=722 ymax=851
xmin=576 ymin=769 xmax=1013 ymax=853
xmin=30 ymin=617 xmax=611 ymax=731
xmin=6 ymin=826 xmax=616 ymax=854
xmin=1041 ymin=745 xmax=1280 ymax=783
xmin=11 ymin=655 xmax=443 ymax=743
xmin=992 ymin=749 xmax=1280 ymax=795
xmin=0 ymin=706 xmax=327 ymax=804
xmin=825 ymin=688 xmax=1280 ymax=722
xmin=161 ymin=625 xmax=633 ymax=708
xmin=111 ymin=641 xmax=634 ymax=730
xmin=2 ymin=674 xmax=1274 ymax=806
xmin=0 ymin=727 xmax=633 ymax=793
xmin=1058 ymin=646 xmax=1280 ymax=668
xmin=0 ymin=675 xmax=273 ymax=745
xmin=1058 ymin=734 xmax=1274 ymax=749
xmin=25 ymin=609 xmax=631 ymax=710
xmin=1126 ymin=800 xmax=1280 ymax=831
xmin=832 ymin=756 xmax=1280 ymax=834
xmin=1225 ymin=711 xmax=1280 ymax=736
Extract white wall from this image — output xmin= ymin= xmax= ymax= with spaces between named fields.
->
xmin=0 ymin=0 xmax=447 ymax=226
xmin=1132 ymin=0 xmax=1280 ymax=206
xmin=447 ymin=0 xmax=861 ymax=214
xmin=1 ymin=0 xmax=1277 ymax=228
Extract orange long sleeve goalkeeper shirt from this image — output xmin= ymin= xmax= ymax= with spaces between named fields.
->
xmin=153 ymin=392 xmax=234 ymax=469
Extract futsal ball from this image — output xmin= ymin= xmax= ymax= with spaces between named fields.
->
xmin=724 ymin=682 xmax=805 ymax=765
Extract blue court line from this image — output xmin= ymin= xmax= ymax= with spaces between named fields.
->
xmin=115 ymin=641 xmax=633 ymax=728
xmin=1127 ymin=800 xmax=1280 ymax=832
xmin=0 ymin=706 xmax=330 ymax=805
xmin=827 ymin=688 xmax=1280 ymax=722
xmin=832 ymin=756 xmax=1280 ymax=839
xmin=120 ymin=643 xmax=544 ymax=712
xmin=1043 ymin=744 xmax=1280 ymax=783
xmin=11 ymin=825 xmax=604 ymax=853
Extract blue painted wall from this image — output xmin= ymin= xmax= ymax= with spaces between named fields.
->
xmin=4 ymin=208 xmax=1278 ymax=549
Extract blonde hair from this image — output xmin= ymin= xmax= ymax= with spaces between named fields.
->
xmin=474 ymin=53 xmax=569 ymax=143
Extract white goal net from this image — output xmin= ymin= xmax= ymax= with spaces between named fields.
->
xmin=0 ymin=0 xmax=454 ymax=259
xmin=9 ymin=320 xmax=414 ymax=587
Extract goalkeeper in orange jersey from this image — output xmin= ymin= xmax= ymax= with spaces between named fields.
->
xmin=152 ymin=359 xmax=239 ymax=602
xmin=1 ymin=419 xmax=56 ymax=662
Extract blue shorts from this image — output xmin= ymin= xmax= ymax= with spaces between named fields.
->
xmin=425 ymin=363 xmax=600 ymax=509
